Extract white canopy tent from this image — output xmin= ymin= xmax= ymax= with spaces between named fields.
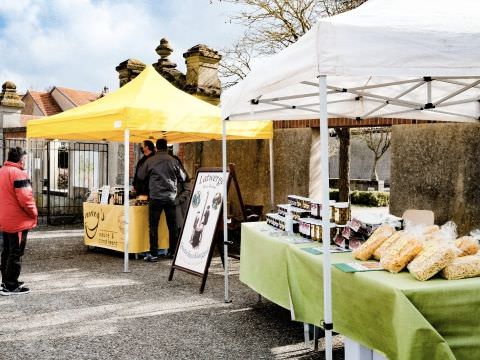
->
xmin=220 ymin=0 xmax=480 ymax=358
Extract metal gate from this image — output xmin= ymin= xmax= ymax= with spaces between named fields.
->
xmin=1 ymin=138 xmax=108 ymax=225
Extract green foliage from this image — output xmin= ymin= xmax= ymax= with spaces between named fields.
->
xmin=351 ymin=190 xmax=390 ymax=207
xmin=57 ymin=172 xmax=69 ymax=190
xmin=329 ymin=188 xmax=389 ymax=207
xmin=329 ymin=188 xmax=340 ymax=201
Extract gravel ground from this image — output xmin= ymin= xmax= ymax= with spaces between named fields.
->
xmin=1 ymin=229 xmax=345 ymax=360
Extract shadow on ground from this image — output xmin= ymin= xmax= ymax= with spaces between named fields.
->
xmin=0 ymin=229 xmax=344 ymax=360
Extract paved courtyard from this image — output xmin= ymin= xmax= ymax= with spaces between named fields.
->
xmin=1 ymin=228 xmax=345 ymax=360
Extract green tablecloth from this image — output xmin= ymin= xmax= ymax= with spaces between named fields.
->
xmin=240 ymin=222 xmax=480 ymax=360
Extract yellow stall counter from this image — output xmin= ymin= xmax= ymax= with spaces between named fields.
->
xmin=83 ymin=202 xmax=169 ymax=253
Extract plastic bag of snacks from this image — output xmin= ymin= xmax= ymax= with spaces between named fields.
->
xmin=380 ymin=233 xmax=423 ymax=273
xmin=424 ymin=221 xmax=457 ymax=245
xmin=441 ymin=255 xmax=480 ymax=280
xmin=454 ymin=236 xmax=479 ymax=257
xmin=373 ymin=230 xmax=404 ymax=261
xmin=407 ymin=245 xmax=457 ymax=281
xmin=353 ymin=223 xmax=395 ymax=261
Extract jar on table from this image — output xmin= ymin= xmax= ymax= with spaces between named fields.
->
xmin=310 ymin=200 xmax=321 ymax=219
xmin=329 ymin=201 xmax=337 ymax=223
xmin=305 ymin=221 xmax=311 ymax=240
xmin=316 ymin=223 xmax=323 ymax=242
xmin=299 ymin=220 xmax=305 ymax=238
xmin=330 ymin=226 xmax=337 ymax=243
xmin=302 ymin=198 xmax=311 ymax=211
xmin=288 ymin=195 xmax=297 ymax=207
xmin=310 ymin=223 xmax=317 ymax=241
xmin=294 ymin=196 xmax=303 ymax=208
xmin=334 ymin=202 xmax=350 ymax=225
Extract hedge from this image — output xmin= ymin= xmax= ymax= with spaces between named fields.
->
xmin=329 ymin=189 xmax=389 ymax=207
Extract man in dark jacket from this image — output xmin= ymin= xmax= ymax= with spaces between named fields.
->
xmin=137 ymin=139 xmax=186 ymax=261
xmin=170 ymin=153 xmax=191 ymax=236
xmin=0 ymin=147 xmax=38 ymax=295
xmin=132 ymin=140 xmax=155 ymax=196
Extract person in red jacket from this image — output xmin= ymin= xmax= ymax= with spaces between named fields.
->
xmin=0 ymin=147 xmax=37 ymax=295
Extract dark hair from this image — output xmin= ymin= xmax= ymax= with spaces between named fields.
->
xmin=156 ymin=138 xmax=168 ymax=151
xmin=7 ymin=147 xmax=26 ymax=163
xmin=143 ymin=140 xmax=155 ymax=153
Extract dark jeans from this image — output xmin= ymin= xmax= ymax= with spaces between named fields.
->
xmin=1 ymin=231 xmax=28 ymax=291
xmin=148 ymin=199 xmax=178 ymax=256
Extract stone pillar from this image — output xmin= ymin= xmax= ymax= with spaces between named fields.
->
xmin=0 ymin=81 xmax=25 ymax=127
xmin=183 ymin=44 xmax=222 ymax=105
xmin=0 ymin=81 xmax=25 ymax=160
xmin=115 ymin=59 xmax=146 ymax=87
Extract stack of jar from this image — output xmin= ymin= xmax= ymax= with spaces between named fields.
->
xmin=266 ymin=212 xmax=299 ymax=232
xmin=109 ymin=187 xmax=125 ymax=205
xmin=277 ymin=204 xmax=310 ymax=220
xmin=266 ymin=194 xmax=352 ymax=243
xmin=310 ymin=199 xmax=350 ymax=225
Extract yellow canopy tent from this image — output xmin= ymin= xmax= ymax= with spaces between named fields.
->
xmin=26 ymin=65 xmax=273 ymax=272
xmin=27 ymin=65 xmax=272 ymax=143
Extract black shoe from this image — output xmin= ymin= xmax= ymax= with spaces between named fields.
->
xmin=0 ymin=286 xmax=30 ymax=296
xmin=1 ymin=282 xmax=24 ymax=289
xmin=143 ymin=254 xmax=158 ymax=262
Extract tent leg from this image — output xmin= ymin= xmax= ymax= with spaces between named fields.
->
xmin=222 ymin=120 xmax=231 ymax=303
xmin=319 ymin=75 xmax=333 ymax=360
xmin=124 ymin=128 xmax=130 ymax=273
xmin=25 ymin=138 xmax=30 ymax=176
xmin=269 ymin=138 xmax=275 ymax=211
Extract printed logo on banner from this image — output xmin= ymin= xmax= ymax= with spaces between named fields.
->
xmin=84 ymin=209 xmax=105 ymax=239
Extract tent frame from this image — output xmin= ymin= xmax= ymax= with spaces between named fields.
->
xmin=222 ymin=75 xmax=480 ymax=360
xmin=229 ymin=77 xmax=480 ymax=122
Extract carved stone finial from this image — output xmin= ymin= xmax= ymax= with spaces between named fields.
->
xmin=154 ymin=38 xmax=177 ymax=69
xmin=0 ymin=81 xmax=24 ymax=108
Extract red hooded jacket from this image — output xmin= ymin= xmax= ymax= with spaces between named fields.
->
xmin=0 ymin=161 xmax=38 ymax=233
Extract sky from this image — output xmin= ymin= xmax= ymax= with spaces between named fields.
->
xmin=0 ymin=0 xmax=245 ymax=94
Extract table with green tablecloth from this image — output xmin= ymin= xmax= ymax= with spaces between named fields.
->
xmin=240 ymin=222 xmax=480 ymax=360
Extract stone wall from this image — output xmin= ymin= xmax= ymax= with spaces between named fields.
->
xmin=390 ymin=123 xmax=480 ymax=236
xmin=183 ymin=128 xmax=312 ymax=215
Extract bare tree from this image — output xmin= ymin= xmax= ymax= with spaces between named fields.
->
xmin=219 ymin=35 xmax=254 ymax=88
xmin=214 ymin=0 xmax=368 ymax=203
xmin=358 ymin=128 xmax=391 ymax=181
xmin=213 ymin=0 xmax=368 ymax=86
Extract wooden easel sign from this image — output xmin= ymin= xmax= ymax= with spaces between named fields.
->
xmin=169 ymin=167 xmax=232 ymax=293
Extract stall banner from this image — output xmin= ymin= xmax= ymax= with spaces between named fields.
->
xmin=83 ymin=202 xmax=168 ymax=253
xmin=173 ymin=171 xmax=227 ymax=274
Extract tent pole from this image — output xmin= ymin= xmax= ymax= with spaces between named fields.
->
xmin=124 ymin=128 xmax=130 ymax=273
xmin=269 ymin=138 xmax=275 ymax=211
xmin=25 ymin=138 xmax=30 ymax=176
xmin=222 ymin=120 xmax=230 ymax=303
xmin=319 ymin=75 xmax=333 ymax=360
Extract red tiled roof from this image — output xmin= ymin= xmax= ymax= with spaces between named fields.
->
xmin=28 ymin=91 xmax=62 ymax=116
xmin=55 ymin=87 xmax=99 ymax=106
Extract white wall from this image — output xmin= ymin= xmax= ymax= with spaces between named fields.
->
xmin=51 ymin=88 xmax=76 ymax=111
